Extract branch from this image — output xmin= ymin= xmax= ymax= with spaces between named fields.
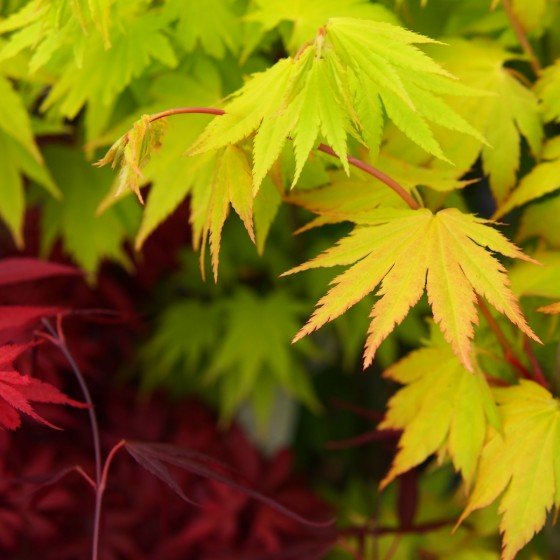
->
xmin=138 ymin=106 xmax=420 ymax=211
xmin=501 ymin=0 xmax=541 ymax=75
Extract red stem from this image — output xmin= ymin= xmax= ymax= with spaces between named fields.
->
xmin=317 ymin=144 xmax=420 ymax=210
xmin=143 ymin=107 xmax=419 ymax=211
xmin=523 ymin=336 xmax=549 ymax=389
xmin=148 ymin=106 xmax=225 ymax=123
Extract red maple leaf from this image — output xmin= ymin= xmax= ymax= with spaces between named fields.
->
xmin=0 ymin=343 xmax=86 ymax=430
xmin=0 ymin=258 xmax=80 ymax=287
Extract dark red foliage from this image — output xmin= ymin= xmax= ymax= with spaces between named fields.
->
xmin=1 ymin=392 xmax=331 ymax=559
xmin=0 ymin=257 xmax=332 ymax=559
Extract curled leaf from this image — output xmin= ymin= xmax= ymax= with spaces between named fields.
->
xmin=95 ymin=115 xmax=167 ymax=203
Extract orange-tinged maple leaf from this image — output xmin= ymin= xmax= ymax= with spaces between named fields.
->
xmin=284 ymin=207 xmax=538 ymax=370
xmin=458 ymin=381 xmax=560 ymax=560
xmin=538 ymin=302 xmax=560 ymax=314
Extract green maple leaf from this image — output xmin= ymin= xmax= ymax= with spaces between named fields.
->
xmin=0 ymin=130 xmax=57 ymax=246
xmin=206 ymin=289 xmax=320 ymax=424
xmin=40 ymin=9 xmax=177 ymax=118
xmin=40 ymin=146 xmax=140 ymax=276
xmin=164 ymin=0 xmax=241 ymax=58
xmin=189 ymin=18 xmax=484 ymax=192
xmin=245 ymin=0 xmax=397 ymax=53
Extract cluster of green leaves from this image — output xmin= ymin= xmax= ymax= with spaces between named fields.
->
xmin=3 ymin=0 xmax=560 ymax=558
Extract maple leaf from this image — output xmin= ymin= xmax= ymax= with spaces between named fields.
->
xmin=494 ymin=136 xmax=560 ymax=218
xmin=0 ymin=343 xmax=85 ymax=430
xmin=199 ymin=146 xmax=255 ymax=281
xmin=40 ymin=9 xmax=178 ymax=118
xmin=205 ymin=289 xmax=319 ymax=423
xmin=0 ymin=258 xmax=79 ymax=287
xmin=0 ymin=129 xmax=58 ymax=247
xmin=429 ymin=39 xmax=543 ymax=204
xmin=509 ymin=0 xmax=549 ymax=30
xmin=131 ymin=68 xmax=222 ymax=249
xmin=245 ymin=0 xmax=397 ymax=53
xmin=42 ymin=146 xmax=141 ymax=276
xmin=0 ymin=74 xmax=42 ymax=162
xmin=95 ymin=115 xmax=168 ymax=203
xmin=459 ymin=381 xmax=560 ymax=560
xmin=287 ymin=175 xmax=407 ymax=232
xmin=189 ymin=18 xmax=484 ymax=191
xmin=538 ymin=302 xmax=560 ymax=314
xmin=0 ymin=306 xmax=63 ymax=342
xmin=517 ymin=196 xmax=560 ymax=248
xmin=284 ymin=207 xmax=538 ymax=370
xmin=536 ymin=58 xmax=560 ymax=123
xmin=164 ymin=0 xmax=241 ymax=58
xmin=379 ymin=336 xmax=499 ymax=488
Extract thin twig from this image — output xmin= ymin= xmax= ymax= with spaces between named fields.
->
xmin=139 ymin=106 xmax=420 ymax=211
xmin=502 ymin=0 xmax=541 ymax=74
xmin=523 ymin=336 xmax=549 ymax=388
xmin=330 ymin=398 xmax=385 ymax=422
xmin=42 ymin=318 xmax=103 ymax=560
xmin=327 ymin=429 xmax=400 ymax=450
xmin=383 ymin=535 xmax=403 ymax=560
xmin=341 ymin=518 xmax=454 ymax=538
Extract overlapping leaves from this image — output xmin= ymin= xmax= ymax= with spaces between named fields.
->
xmin=189 ymin=18 xmax=484 ymax=191
xmin=143 ymin=290 xmax=319 ymax=426
xmin=285 ymin=207 xmax=537 ymax=370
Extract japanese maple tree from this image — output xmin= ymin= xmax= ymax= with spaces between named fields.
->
xmin=1 ymin=1 xmax=560 ymax=559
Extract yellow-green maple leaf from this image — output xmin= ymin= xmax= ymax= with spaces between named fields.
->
xmin=286 ymin=174 xmax=408 ymax=232
xmin=95 ymin=115 xmax=168 ymax=203
xmin=429 ymin=39 xmax=543 ymax=204
xmin=245 ymin=0 xmax=397 ymax=53
xmin=495 ymin=137 xmax=560 ymax=218
xmin=284 ymin=207 xmax=538 ymax=370
xmin=199 ymin=145 xmax=255 ymax=280
xmin=189 ymin=18 xmax=484 ymax=191
xmin=459 ymin=381 xmax=560 ymax=560
xmin=510 ymin=0 xmax=548 ymax=30
xmin=379 ymin=340 xmax=499 ymax=488
xmin=536 ymin=58 xmax=560 ymax=123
